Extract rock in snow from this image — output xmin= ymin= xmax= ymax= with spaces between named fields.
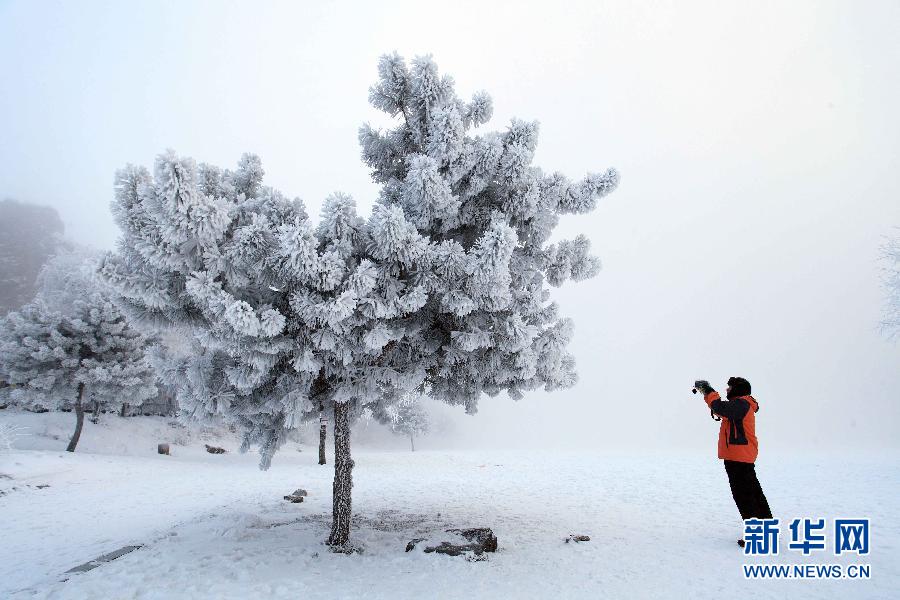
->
xmin=283 ymin=489 xmax=308 ymax=503
xmin=405 ymin=538 xmax=426 ymax=552
xmin=407 ymin=528 xmax=498 ymax=557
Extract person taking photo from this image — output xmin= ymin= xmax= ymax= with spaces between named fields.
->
xmin=694 ymin=377 xmax=773 ymax=547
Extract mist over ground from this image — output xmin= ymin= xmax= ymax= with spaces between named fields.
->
xmin=1 ymin=0 xmax=897 ymax=455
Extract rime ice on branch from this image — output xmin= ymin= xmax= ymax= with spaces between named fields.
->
xmin=100 ymin=53 xmax=619 ymax=546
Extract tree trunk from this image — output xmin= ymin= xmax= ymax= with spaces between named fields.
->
xmin=326 ymin=401 xmax=353 ymax=547
xmin=318 ymin=411 xmax=327 ymax=465
xmin=410 ymin=434 xmax=415 ymax=452
xmin=91 ymin=399 xmax=101 ymax=424
xmin=66 ymin=383 xmax=86 ymax=452
xmin=120 ymin=403 xmax=128 ymax=417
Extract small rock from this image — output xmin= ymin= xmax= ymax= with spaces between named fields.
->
xmin=424 ymin=541 xmax=480 ymax=556
xmin=448 ymin=528 xmax=498 ymax=553
xmin=405 ymin=538 xmax=426 ymax=552
xmin=204 ymin=444 xmax=227 ymax=454
xmin=157 ymin=443 xmax=170 ymax=455
xmin=412 ymin=527 xmax=498 ymax=557
xmin=565 ymin=534 xmax=591 ymax=543
xmin=283 ymin=489 xmax=308 ymax=503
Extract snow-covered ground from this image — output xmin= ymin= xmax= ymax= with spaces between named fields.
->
xmin=1 ymin=410 xmax=897 ymax=599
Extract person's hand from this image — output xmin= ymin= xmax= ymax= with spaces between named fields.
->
xmin=693 ymin=380 xmax=714 ymax=395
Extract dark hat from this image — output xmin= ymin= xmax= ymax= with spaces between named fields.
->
xmin=727 ymin=376 xmax=751 ymax=398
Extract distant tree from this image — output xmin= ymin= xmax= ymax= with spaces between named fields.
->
xmin=100 ymin=54 xmax=618 ymax=547
xmin=0 ymin=250 xmax=157 ymax=451
xmin=0 ymin=199 xmax=65 ymax=315
xmin=318 ymin=406 xmax=328 ymax=465
xmin=139 ymin=328 xmax=195 ymax=418
xmin=390 ymin=397 xmax=430 ymax=451
xmin=35 ymin=248 xmax=128 ymax=423
xmin=882 ymin=230 xmax=900 ymax=339
xmin=33 ymin=246 xmax=99 ymax=315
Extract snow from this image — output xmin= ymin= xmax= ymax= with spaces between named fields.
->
xmin=1 ymin=410 xmax=897 ymax=599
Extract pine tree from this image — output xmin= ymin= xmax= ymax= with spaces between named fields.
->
xmin=389 ymin=397 xmax=430 ymax=451
xmin=100 ymin=54 xmax=618 ymax=547
xmin=0 ymin=252 xmax=157 ymax=451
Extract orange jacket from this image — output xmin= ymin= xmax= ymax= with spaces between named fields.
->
xmin=703 ymin=391 xmax=759 ymax=463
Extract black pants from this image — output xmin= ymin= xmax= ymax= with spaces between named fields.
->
xmin=724 ymin=460 xmax=772 ymax=520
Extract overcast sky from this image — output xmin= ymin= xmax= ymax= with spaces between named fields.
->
xmin=1 ymin=0 xmax=897 ymax=454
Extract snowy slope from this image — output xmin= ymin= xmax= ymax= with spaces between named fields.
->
xmin=1 ymin=411 xmax=897 ymax=599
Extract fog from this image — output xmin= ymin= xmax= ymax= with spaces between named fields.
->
xmin=1 ymin=0 xmax=897 ymax=454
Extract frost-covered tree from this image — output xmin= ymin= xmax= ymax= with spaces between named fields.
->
xmin=34 ymin=248 xmax=116 ymax=423
xmin=389 ymin=397 xmax=430 ymax=451
xmin=0 ymin=199 xmax=65 ymax=315
xmin=100 ymin=54 xmax=618 ymax=547
xmin=0 ymin=251 xmax=157 ymax=451
xmin=140 ymin=328 xmax=194 ymax=418
xmin=33 ymin=246 xmax=100 ymax=316
xmin=318 ymin=408 xmax=328 ymax=465
xmin=882 ymin=230 xmax=900 ymax=339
